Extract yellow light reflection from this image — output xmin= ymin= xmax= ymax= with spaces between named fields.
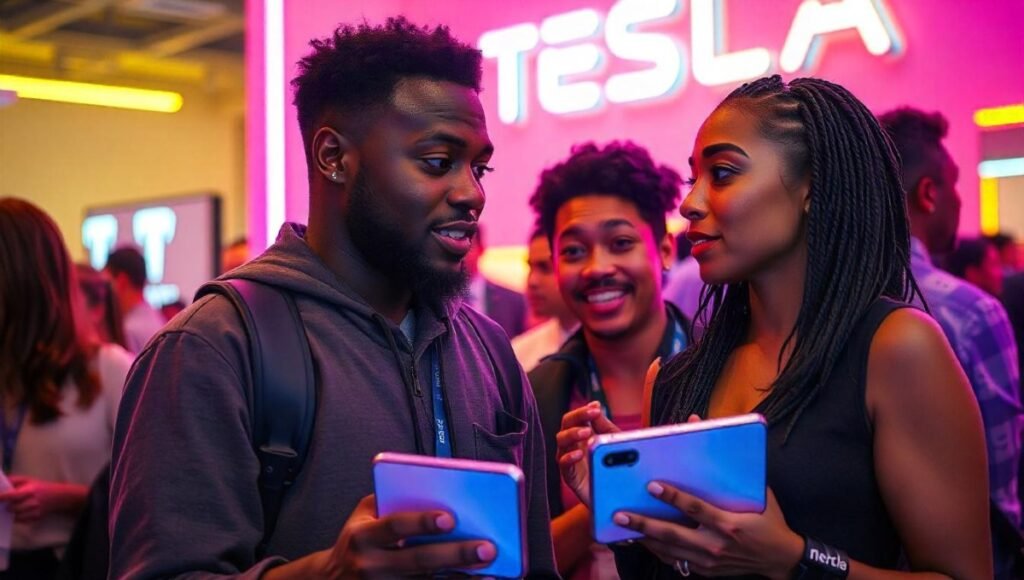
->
xmin=980 ymin=178 xmax=1000 ymax=235
xmin=974 ymin=104 xmax=1024 ymax=128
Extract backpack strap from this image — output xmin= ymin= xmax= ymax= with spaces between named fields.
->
xmin=195 ymin=279 xmax=316 ymax=557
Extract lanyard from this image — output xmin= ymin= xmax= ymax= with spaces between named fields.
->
xmin=0 ymin=403 xmax=28 ymax=473
xmin=430 ymin=346 xmax=452 ymax=458
xmin=587 ymin=317 xmax=688 ymax=420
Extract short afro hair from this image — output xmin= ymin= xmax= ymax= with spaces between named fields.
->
xmin=291 ymin=17 xmax=482 ymax=148
xmin=877 ymin=107 xmax=950 ymax=193
xmin=530 ymin=141 xmax=683 ymax=243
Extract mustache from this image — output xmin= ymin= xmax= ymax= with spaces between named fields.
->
xmin=576 ymin=277 xmax=633 ymax=295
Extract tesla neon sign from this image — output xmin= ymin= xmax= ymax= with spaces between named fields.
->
xmin=479 ymin=0 xmax=903 ymax=123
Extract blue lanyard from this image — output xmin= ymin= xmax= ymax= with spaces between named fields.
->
xmin=0 ymin=403 xmax=28 ymax=473
xmin=430 ymin=346 xmax=452 ymax=458
xmin=587 ymin=317 xmax=687 ymax=420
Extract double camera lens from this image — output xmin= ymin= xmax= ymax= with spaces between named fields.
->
xmin=603 ymin=449 xmax=639 ymax=467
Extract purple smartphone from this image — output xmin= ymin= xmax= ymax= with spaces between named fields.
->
xmin=589 ymin=413 xmax=767 ymax=544
xmin=372 ymin=452 xmax=527 ymax=578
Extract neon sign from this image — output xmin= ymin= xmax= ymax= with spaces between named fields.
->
xmin=479 ymin=0 xmax=902 ymax=123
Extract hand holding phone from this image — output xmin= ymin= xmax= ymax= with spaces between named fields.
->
xmin=589 ymin=414 xmax=767 ymax=544
xmin=555 ymin=401 xmax=621 ymax=508
xmin=317 ymin=494 xmax=497 ymax=578
xmin=372 ymin=452 xmax=526 ymax=578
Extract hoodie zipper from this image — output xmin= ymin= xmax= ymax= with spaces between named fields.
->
xmin=409 ymin=358 xmax=422 ymax=397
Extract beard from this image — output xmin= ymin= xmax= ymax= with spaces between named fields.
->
xmin=344 ymin=172 xmax=469 ymax=312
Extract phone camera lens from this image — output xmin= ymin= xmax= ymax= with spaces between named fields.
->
xmin=604 ymin=449 xmax=639 ymax=467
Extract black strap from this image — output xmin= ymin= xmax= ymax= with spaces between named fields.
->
xmin=195 ymin=279 xmax=316 ymax=557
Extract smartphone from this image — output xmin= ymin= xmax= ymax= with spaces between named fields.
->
xmin=372 ymin=452 xmax=527 ymax=578
xmin=589 ymin=413 xmax=767 ymax=544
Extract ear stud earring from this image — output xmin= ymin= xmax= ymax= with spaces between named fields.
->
xmin=330 ymin=170 xmax=339 ymax=181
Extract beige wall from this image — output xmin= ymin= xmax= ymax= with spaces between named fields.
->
xmin=0 ymin=85 xmax=245 ymax=260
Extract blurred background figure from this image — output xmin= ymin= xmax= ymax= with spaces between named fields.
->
xmin=159 ymin=301 xmax=187 ymax=323
xmin=987 ymin=232 xmax=1023 ymax=276
xmin=103 ymin=247 xmax=165 ymax=354
xmin=464 ymin=224 xmax=527 ymax=338
xmin=662 ymin=232 xmax=704 ymax=326
xmin=75 ymin=264 xmax=125 ymax=349
xmin=512 ymin=227 xmax=578 ymax=371
xmin=220 ymin=237 xmax=250 ymax=275
xmin=881 ymin=107 xmax=1023 ymax=578
xmin=0 ymin=198 xmax=133 ymax=580
xmin=947 ymin=237 xmax=1005 ymax=298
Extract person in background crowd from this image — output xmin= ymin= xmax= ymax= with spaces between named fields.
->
xmin=103 ymin=247 xmax=165 ymax=354
xmin=663 ymin=231 xmax=704 ymax=326
xmin=0 ymin=198 xmax=133 ymax=580
xmin=881 ymin=106 xmax=1022 ymax=578
xmin=512 ymin=227 xmax=579 ymax=372
xmin=159 ymin=300 xmax=186 ymax=322
xmin=987 ymin=232 xmax=1022 ymax=275
xmin=559 ymin=77 xmax=992 ymax=579
xmin=107 ymin=17 xmax=556 ymax=579
xmin=464 ymin=223 xmax=528 ymax=338
xmin=947 ymin=237 xmax=1005 ymax=297
xmin=75 ymin=264 xmax=125 ymax=349
xmin=220 ymin=237 xmax=250 ymax=274
xmin=529 ymin=141 xmax=690 ymax=579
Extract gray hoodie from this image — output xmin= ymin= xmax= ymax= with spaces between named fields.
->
xmin=108 ymin=224 xmax=556 ymax=578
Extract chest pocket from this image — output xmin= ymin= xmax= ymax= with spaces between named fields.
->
xmin=473 ymin=410 xmax=527 ymax=467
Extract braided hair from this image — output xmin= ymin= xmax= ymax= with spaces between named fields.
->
xmin=656 ymin=75 xmax=922 ymax=438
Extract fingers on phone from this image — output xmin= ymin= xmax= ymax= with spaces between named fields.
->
xmin=362 ymin=510 xmax=455 ymax=547
xmin=391 ymin=540 xmax=497 ymax=573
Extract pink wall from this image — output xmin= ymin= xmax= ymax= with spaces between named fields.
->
xmin=247 ymin=0 xmax=1024 ymax=249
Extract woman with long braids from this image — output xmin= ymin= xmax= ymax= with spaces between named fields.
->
xmin=0 ymin=198 xmax=133 ymax=579
xmin=557 ymin=76 xmax=991 ymax=578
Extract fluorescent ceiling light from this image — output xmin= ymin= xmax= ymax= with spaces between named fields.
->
xmin=0 ymin=74 xmax=183 ymax=113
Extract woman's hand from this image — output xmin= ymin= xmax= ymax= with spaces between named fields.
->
xmin=614 ymin=483 xmax=803 ymax=580
xmin=555 ymin=401 xmax=620 ymax=508
xmin=0 ymin=476 xmax=88 ymax=522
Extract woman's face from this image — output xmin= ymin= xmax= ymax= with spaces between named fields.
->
xmin=680 ymin=103 xmax=810 ymax=286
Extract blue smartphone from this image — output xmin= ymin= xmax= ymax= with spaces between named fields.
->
xmin=589 ymin=413 xmax=767 ymax=544
xmin=372 ymin=452 xmax=527 ymax=578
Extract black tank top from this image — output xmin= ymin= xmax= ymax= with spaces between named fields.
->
xmin=635 ymin=299 xmax=909 ymax=578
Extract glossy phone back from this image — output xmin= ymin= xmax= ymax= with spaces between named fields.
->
xmin=372 ymin=452 xmax=526 ymax=578
xmin=589 ymin=414 xmax=767 ymax=544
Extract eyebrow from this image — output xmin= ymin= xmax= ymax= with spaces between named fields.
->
xmin=418 ymin=131 xmax=494 ymax=157
xmin=558 ymin=218 xmax=637 ymax=240
xmin=688 ymin=142 xmax=750 ymax=167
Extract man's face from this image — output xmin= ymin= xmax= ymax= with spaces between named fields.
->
xmin=554 ymin=195 xmax=671 ymax=340
xmin=926 ymin=151 xmax=962 ymax=254
xmin=525 ymin=234 xmax=563 ymax=320
xmin=345 ymin=78 xmax=494 ymax=308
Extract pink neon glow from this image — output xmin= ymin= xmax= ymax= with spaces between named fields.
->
xmin=245 ymin=0 xmax=266 ymax=249
xmin=247 ymin=0 xmax=1024 ymax=249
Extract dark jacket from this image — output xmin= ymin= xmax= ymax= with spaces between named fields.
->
xmin=485 ymin=280 xmax=528 ymax=338
xmin=108 ymin=223 xmax=557 ymax=579
xmin=527 ymin=302 xmax=691 ymax=517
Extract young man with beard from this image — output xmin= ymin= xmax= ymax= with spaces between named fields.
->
xmin=527 ymin=142 xmax=690 ymax=579
xmin=107 ymin=18 xmax=556 ymax=579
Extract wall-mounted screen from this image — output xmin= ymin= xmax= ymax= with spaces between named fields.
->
xmin=82 ymin=193 xmax=221 ymax=308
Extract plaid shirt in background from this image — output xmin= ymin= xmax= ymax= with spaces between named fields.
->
xmin=910 ymin=237 xmax=1023 ymax=529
